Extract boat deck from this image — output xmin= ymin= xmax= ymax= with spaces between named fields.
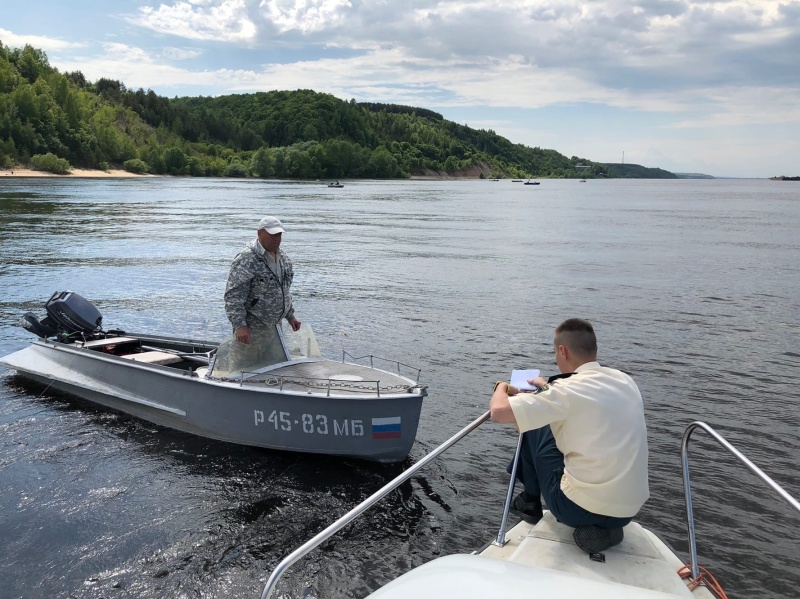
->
xmin=243 ymin=360 xmax=418 ymax=396
xmin=479 ymin=512 xmax=714 ymax=597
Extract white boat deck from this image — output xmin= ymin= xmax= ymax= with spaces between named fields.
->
xmin=480 ymin=512 xmax=712 ymax=597
xmin=367 ymin=512 xmax=715 ymax=598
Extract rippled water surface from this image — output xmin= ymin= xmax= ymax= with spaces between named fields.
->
xmin=1 ymin=177 xmax=798 ymax=598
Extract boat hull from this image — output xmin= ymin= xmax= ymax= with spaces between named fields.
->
xmin=0 ymin=340 xmax=424 ymax=463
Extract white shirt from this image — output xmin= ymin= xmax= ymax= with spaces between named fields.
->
xmin=509 ymin=361 xmax=650 ymax=517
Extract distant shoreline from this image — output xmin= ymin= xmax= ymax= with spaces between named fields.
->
xmin=2 ymin=168 xmax=156 ymax=179
xmin=6 ymin=168 xmax=784 ymax=181
xmin=1 ymin=168 xmax=494 ymax=181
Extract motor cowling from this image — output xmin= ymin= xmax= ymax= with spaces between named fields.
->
xmin=45 ymin=291 xmax=103 ymax=334
xmin=17 ymin=291 xmax=103 ymax=338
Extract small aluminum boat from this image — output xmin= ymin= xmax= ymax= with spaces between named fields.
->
xmin=0 ymin=292 xmax=427 ymax=463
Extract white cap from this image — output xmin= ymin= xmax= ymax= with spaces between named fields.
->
xmin=258 ymin=216 xmax=285 ymax=234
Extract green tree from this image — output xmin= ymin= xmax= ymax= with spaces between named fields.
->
xmin=123 ymin=158 xmax=149 ymax=173
xmin=0 ymin=57 xmax=19 ymax=93
xmin=282 ymin=146 xmax=312 ymax=178
xmin=366 ymin=146 xmax=399 ymax=178
xmin=140 ymin=145 xmax=166 ymax=174
xmin=225 ymin=159 xmax=248 ymax=177
xmin=249 ymin=147 xmax=273 ymax=178
xmin=163 ymin=146 xmax=187 ymax=175
xmin=31 ymin=152 xmax=71 ymax=173
xmin=0 ymin=137 xmax=16 ymax=167
xmin=14 ymin=45 xmax=50 ymax=83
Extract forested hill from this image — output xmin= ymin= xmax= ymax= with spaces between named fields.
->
xmin=604 ymin=163 xmax=677 ymax=179
xmin=0 ymin=42 xmax=625 ymax=179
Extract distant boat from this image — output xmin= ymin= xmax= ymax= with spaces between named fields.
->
xmin=328 ymin=181 xmax=344 ymax=188
xmin=524 ymin=180 xmax=540 ymax=185
xmin=512 ymin=179 xmax=523 ymax=182
xmin=579 ymin=179 xmax=587 ymax=183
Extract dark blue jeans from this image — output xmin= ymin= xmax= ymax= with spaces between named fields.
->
xmin=510 ymin=425 xmax=632 ymax=529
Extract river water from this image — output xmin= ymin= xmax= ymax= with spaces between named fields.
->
xmin=0 ymin=177 xmax=798 ymax=598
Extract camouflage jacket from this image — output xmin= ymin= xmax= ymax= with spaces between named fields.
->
xmin=224 ymin=239 xmax=295 ymax=331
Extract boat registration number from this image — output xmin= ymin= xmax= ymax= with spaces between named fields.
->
xmin=254 ymin=409 xmax=364 ymax=436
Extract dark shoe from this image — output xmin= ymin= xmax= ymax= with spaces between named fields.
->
xmin=510 ymin=492 xmax=543 ymax=524
xmin=573 ymin=525 xmax=624 ymax=554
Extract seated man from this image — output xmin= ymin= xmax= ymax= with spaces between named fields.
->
xmin=489 ymin=318 xmax=649 ymax=553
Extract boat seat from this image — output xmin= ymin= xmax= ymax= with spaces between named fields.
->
xmin=119 ymin=351 xmax=182 ymax=365
xmin=80 ymin=337 xmax=139 ymax=349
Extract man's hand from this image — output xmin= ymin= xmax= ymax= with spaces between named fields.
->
xmin=235 ymin=325 xmax=251 ymax=344
xmin=288 ymin=316 xmax=301 ymax=332
xmin=528 ymin=376 xmax=548 ymax=389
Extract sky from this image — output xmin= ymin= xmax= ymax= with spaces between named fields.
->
xmin=2 ymin=0 xmax=799 ymax=178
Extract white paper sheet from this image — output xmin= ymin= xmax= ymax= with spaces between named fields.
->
xmin=510 ymin=368 xmax=541 ymax=391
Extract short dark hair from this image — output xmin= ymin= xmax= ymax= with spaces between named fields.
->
xmin=554 ymin=318 xmax=597 ymax=359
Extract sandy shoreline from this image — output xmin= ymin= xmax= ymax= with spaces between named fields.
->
xmin=2 ymin=168 xmax=156 ymax=178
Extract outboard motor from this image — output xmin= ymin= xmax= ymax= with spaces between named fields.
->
xmin=18 ymin=291 xmax=103 ymax=339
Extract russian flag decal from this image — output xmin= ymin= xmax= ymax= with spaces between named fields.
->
xmin=372 ymin=416 xmax=401 ymax=439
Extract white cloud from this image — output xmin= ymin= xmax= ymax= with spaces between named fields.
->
xmin=260 ymin=0 xmax=353 ymax=34
xmin=55 ymin=43 xmax=246 ymax=91
xmin=122 ymin=0 xmax=800 ymax=98
xmin=53 ymin=33 xmax=800 ymax=131
xmin=130 ymin=0 xmax=257 ymax=42
xmin=161 ymin=47 xmax=204 ymax=60
xmin=0 ymin=28 xmax=86 ymax=51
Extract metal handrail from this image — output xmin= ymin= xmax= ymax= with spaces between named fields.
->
xmin=681 ymin=421 xmax=800 ymax=579
xmin=225 ymin=372 xmax=416 ymax=395
xmin=341 ymin=350 xmax=423 ymax=384
xmin=260 ymin=410 xmax=492 ymax=599
xmin=494 ymin=433 xmax=524 ymax=546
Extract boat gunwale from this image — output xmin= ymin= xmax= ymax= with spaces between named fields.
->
xmin=14 ymin=337 xmax=427 ymax=401
xmin=89 ymin=332 xmax=427 ymax=396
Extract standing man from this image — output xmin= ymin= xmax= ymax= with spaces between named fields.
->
xmin=490 ymin=318 xmax=649 ymax=554
xmin=224 ymin=216 xmax=301 ymax=343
